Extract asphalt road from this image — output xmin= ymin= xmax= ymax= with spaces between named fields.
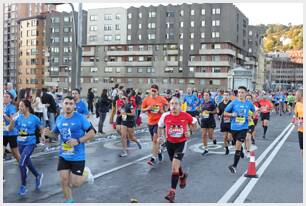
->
xmin=3 ymin=112 xmax=302 ymax=203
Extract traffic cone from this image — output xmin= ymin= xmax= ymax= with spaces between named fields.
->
xmin=244 ymin=151 xmax=258 ymax=178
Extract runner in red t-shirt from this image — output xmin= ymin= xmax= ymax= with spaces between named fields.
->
xmin=158 ymin=97 xmax=197 ymax=203
xmin=258 ymin=92 xmax=274 ymax=139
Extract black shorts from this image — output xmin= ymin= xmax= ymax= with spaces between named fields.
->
xmin=261 ymin=113 xmax=270 ymax=121
xmin=220 ymin=122 xmax=231 ymax=132
xmin=57 ymin=157 xmax=85 ymax=176
xmin=298 ymin=131 xmax=303 ymax=150
xmin=166 ymin=141 xmax=186 ymax=161
xmin=187 ymin=111 xmax=199 ymax=117
xmin=289 ymin=103 xmax=294 ymax=107
xmin=254 ymin=119 xmax=258 ymax=126
xmin=122 ymin=120 xmax=136 ymax=128
xmin=3 ymin=136 xmax=18 ymax=149
xmin=116 ymin=116 xmax=122 ymax=125
xmin=148 ymin=124 xmax=158 ymax=140
xmin=231 ymin=129 xmax=248 ymax=143
xmin=200 ymin=118 xmax=216 ymax=129
xmin=248 ymin=125 xmax=255 ymax=134
xmin=274 ymin=103 xmax=279 ymax=106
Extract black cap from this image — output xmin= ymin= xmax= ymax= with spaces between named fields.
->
xmin=150 ymin=84 xmax=159 ymax=90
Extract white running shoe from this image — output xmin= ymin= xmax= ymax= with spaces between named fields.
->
xmin=83 ymin=167 xmax=94 ymax=184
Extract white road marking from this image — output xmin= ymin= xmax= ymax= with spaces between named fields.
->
xmin=217 ymin=123 xmax=293 ymax=203
xmin=234 ymin=125 xmax=295 ymax=203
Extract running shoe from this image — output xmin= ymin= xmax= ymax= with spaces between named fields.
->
xmin=158 ymin=152 xmax=163 ymax=162
xmin=228 ymin=165 xmax=237 ymax=174
xmin=35 ymin=173 xmax=44 ymax=190
xmin=119 ymin=151 xmax=128 ymax=157
xmin=83 ymin=167 xmax=94 ymax=184
xmin=17 ymin=185 xmax=28 ymax=196
xmin=165 ymin=190 xmax=175 ymax=203
xmin=179 ymin=173 xmax=188 ymax=189
xmin=201 ymin=150 xmax=209 ymax=156
xmin=213 ymin=139 xmax=217 ymax=145
xmin=147 ymin=157 xmax=156 ymax=166
xmin=136 ymin=141 xmax=142 ymax=149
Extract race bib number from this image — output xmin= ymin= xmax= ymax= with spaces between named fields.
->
xmin=17 ymin=136 xmax=27 ymax=142
xmin=61 ymin=143 xmax=74 ymax=155
xmin=3 ymin=121 xmax=8 ymax=131
xmin=169 ymin=125 xmax=184 ymax=138
xmin=122 ymin=114 xmax=127 ymax=121
xmin=235 ymin=116 xmax=246 ymax=125
xmin=202 ymin=111 xmax=209 ymax=118
xmin=151 ymin=105 xmax=160 ymax=113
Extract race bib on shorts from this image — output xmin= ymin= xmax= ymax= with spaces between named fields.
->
xmin=202 ymin=111 xmax=209 ymax=118
xmin=122 ymin=114 xmax=127 ymax=121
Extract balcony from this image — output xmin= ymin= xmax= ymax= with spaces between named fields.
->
xmin=188 ymin=61 xmax=231 ymax=67
xmin=166 ymin=61 xmax=179 ymax=67
xmin=194 ymin=72 xmax=228 ymax=78
xmin=245 ymin=60 xmax=256 ymax=65
xmin=106 ymin=61 xmax=153 ymax=67
xmin=166 ymin=49 xmax=179 ymax=55
xmin=199 ymin=49 xmax=236 ymax=56
xmin=81 ymin=61 xmax=95 ymax=67
xmin=106 ymin=50 xmax=153 ymax=56
xmin=237 ymin=53 xmax=244 ymax=59
xmin=45 ymin=62 xmax=50 ymax=67
xmin=82 ymin=49 xmax=95 ymax=56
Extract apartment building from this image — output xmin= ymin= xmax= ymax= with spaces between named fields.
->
xmin=3 ymin=3 xmax=56 ymax=88
xmin=87 ymin=8 xmax=127 ymax=45
xmin=17 ymin=15 xmax=47 ymax=89
xmin=44 ymin=10 xmax=87 ymax=91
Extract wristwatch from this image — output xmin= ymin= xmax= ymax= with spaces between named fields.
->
xmin=77 ymin=138 xmax=81 ymax=145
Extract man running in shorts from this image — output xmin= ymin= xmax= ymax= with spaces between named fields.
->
xmin=200 ymin=92 xmax=217 ymax=156
xmin=142 ymin=84 xmax=169 ymax=166
xmin=225 ymin=86 xmax=255 ymax=174
xmin=158 ymin=97 xmax=197 ymax=203
xmin=258 ymin=92 xmax=274 ymax=139
xmin=217 ymin=91 xmax=232 ymax=155
xmin=44 ymin=96 xmax=95 ymax=203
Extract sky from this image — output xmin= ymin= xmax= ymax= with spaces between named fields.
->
xmin=56 ymin=2 xmax=303 ymax=25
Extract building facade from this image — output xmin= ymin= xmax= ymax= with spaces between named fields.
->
xmin=3 ymin=3 xmax=56 ymax=88
xmin=44 ymin=10 xmax=87 ymax=91
xmin=17 ymin=15 xmax=47 ymax=89
xmin=87 ymin=8 xmax=127 ymax=45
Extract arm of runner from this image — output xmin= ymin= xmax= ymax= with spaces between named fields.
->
xmin=224 ymin=101 xmax=236 ymax=117
xmin=157 ymin=112 xmax=167 ymax=139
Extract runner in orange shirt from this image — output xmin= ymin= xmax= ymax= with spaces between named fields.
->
xmin=142 ymin=84 xmax=169 ymax=166
xmin=294 ymin=89 xmax=303 ymax=156
xmin=258 ymin=92 xmax=274 ymax=139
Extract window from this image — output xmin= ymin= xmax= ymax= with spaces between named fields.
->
xmin=249 ymin=48 xmax=252 ymax=53
xmin=127 ymin=24 xmax=131 ymax=30
xmin=90 ymin=25 xmax=97 ymax=31
xmin=104 ymin=35 xmax=112 ymax=41
xmin=149 ymin=11 xmax=156 ymax=18
xmin=190 ymin=44 xmax=194 ymax=50
xmin=139 ymin=12 xmax=142 ymax=18
xmin=189 ymin=79 xmax=195 ymax=84
xmin=201 ymin=9 xmax=205 ymax=15
xmin=165 ymin=68 xmax=174 ymax=73
xmin=128 ymin=57 xmax=133 ymax=62
xmin=63 ymin=36 xmax=72 ymax=43
xmin=127 ymin=35 xmax=131 ymax=40
xmin=179 ymin=79 xmax=185 ymax=84
xmin=31 ymin=39 xmax=37 ymax=45
xmin=127 ymin=68 xmax=132 ymax=73
xmin=212 ymin=8 xmax=221 ymax=14
xmin=180 ymin=22 xmax=184 ymax=28
xmin=139 ymin=56 xmax=144 ymax=61
xmin=51 ymin=47 xmax=59 ymax=53
xmin=212 ymin=20 xmax=220 ymax=26
xmin=179 ymin=33 xmax=183 ymax=39
xmin=104 ymin=67 xmax=113 ymax=73
xmin=115 ymin=14 xmax=120 ymax=20
xmin=201 ymin=20 xmax=205 ymax=27
xmin=180 ymin=44 xmax=183 ymax=50
xmin=51 ymin=27 xmax=59 ymax=33
xmin=138 ymin=24 xmax=142 ymax=29
xmin=212 ymin=32 xmax=220 ymax=38
xmin=137 ymin=68 xmax=143 ymax=73
xmin=138 ymin=34 xmax=142 ymax=40
xmin=201 ymin=32 xmax=205 ymax=39
xmin=163 ymin=79 xmax=169 ymax=84
xmin=190 ymin=67 xmax=195 ymax=72
xmin=249 ymin=31 xmax=253 ymax=36
xmin=212 ymin=80 xmax=221 ymax=85
xmin=180 ymin=10 xmax=184 ymax=16
xmin=64 ymin=47 xmax=72 ymax=53
xmin=190 ymin=33 xmax=194 ymax=39
xmin=90 ymin=15 xmax=97 ymax=21
xmin=191 ymin=9 xmax=195 ymax=15
xmin=116 ymin=67 xmax=121 ymax=73
xmin=52 ymin=57 xmax=59 ymax=63
xmin=148 ymin=33 xmax=156 ymax=40
xmin=191 ymin=21 xmax=195 ymax=27
xmin=51 ymin=17 xmax=60 ymax=23
xmin=212 ymin=56 xmax=221 ymax=61
xmin=63 ymin=27 xmax=72 ymax=33
xmin=89 ymin=35 xmax=97 ymax=42
xmin=200 ymin=79 xmax=205 ymax=85
xmin=31 ymin=29 xmax=36 ymax=36
xmin=128 ymin=13 xmax=132 ymax=19
xmin=104 ymin=25 xmax=112 ymax=31
xmin=166 ymin=11 xmax=175 ymax=17
xmin=104 ymin=14 xmax=112 ymax=20
xmin=51 ymin=37 xmax=60 ymax=43
xmin=115 ymin=24 xmax=120 ymax=30
xmin=148 ymin=23 xmax=156 ymax=29
xmin=115 ymin=35 xmax=121 ymax=41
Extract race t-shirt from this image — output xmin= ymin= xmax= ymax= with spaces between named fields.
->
xmin=258 ymin=99 xmax=273 ymax=113
xmin=158 ymin=111 xmax=197 ymax=143
xmin=120 ymin=103 xmax=135 ymax=122
xmin=15 ymin=114 xmax=42 ymax=145
xmin=142 ymin=96 xmax=168 ymax=125
xmin=184 ymin=95 xmax=199 ymax=112
xmin=225 ymin=99 xmax=255 ymax=131
xmin=75 ymin=100 xmax=89 ymax=116
xmin=3 ymin=103 xmax=18 ymax=136
xmin=200 ymin=100 xmax=216 ymax=121
xmin=295 ymin=102 xmax=303 ymax=133
xmin=218 ymin=100 xmax=231 ymax=124
xmin=248 ymin=110 xmax=255 ymax=126
xmin=52 ymin=112 xmax=91 ymax=161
